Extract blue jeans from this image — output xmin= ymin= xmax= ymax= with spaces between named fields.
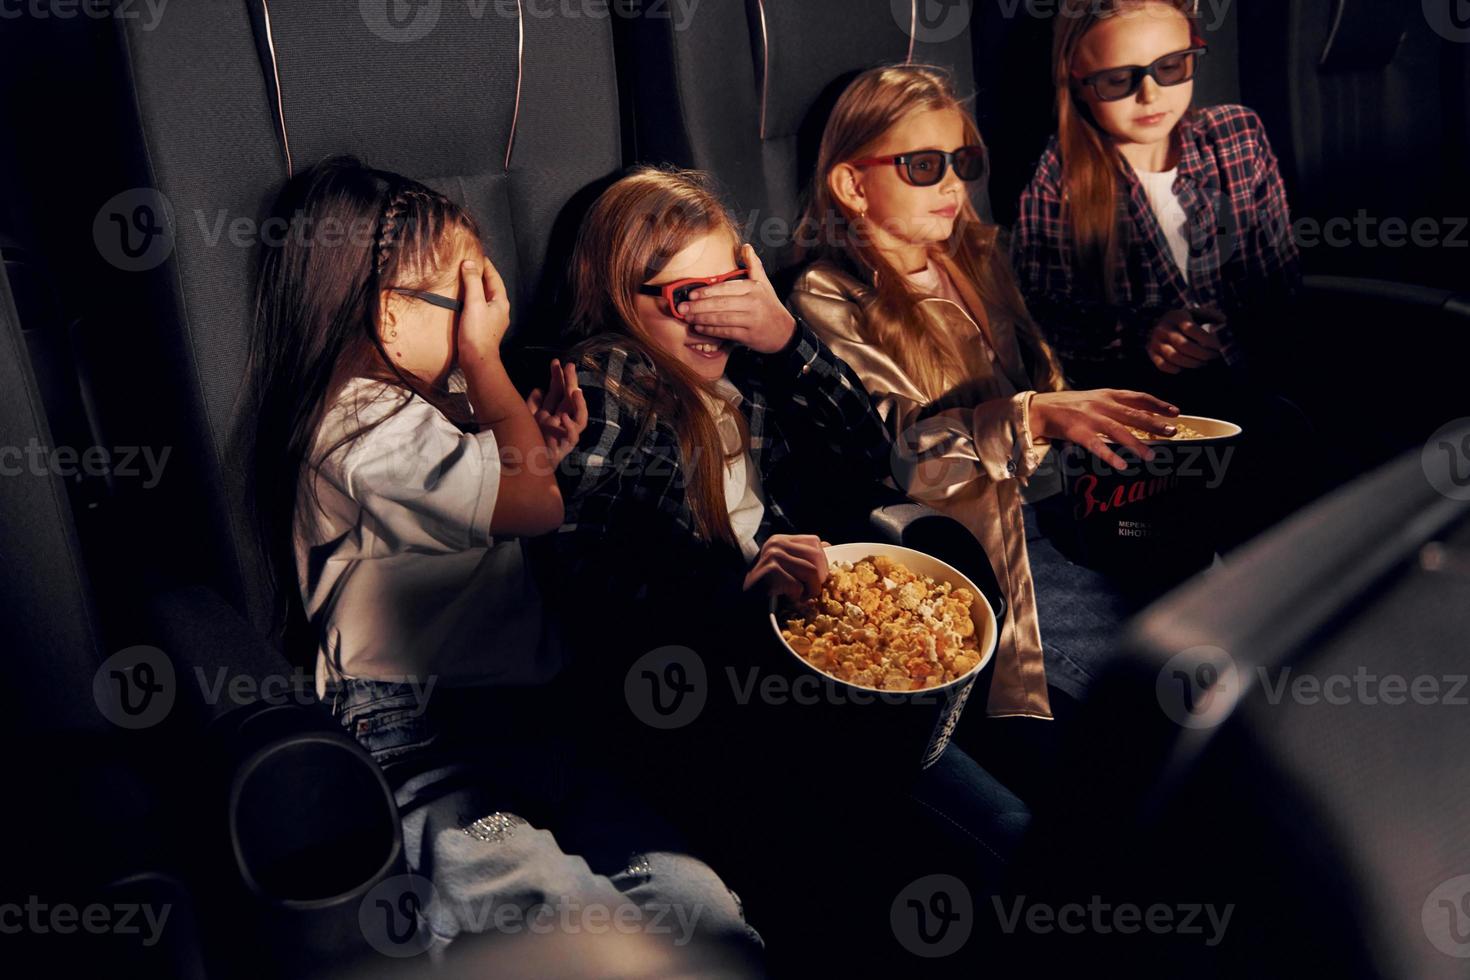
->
xmin=324 ymin=678 xmax=764 ymax=963
xmin=1025 ymin=499 xmax=1144 ymax=703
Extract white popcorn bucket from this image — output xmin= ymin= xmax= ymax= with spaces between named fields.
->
xmin=768 ymin=543 xmax=999 ymax=770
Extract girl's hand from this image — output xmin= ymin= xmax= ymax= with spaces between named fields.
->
xmin=526 ymin=358 xmax=588 ymax=467
xmin=1030 ymin=389 xmax=1180 ymax=470
xmin=456 ymin=257 xmax=512 ymax=366
xmin=742 ymin=534 xmax=832 ymax=601
xmin=681 ymin=243 xmax=798 ymax=354
xmin=1147 ymin=309 xmax=1223 ymax=374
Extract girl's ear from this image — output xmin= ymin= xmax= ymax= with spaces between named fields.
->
xmin=828 ymin=163 xmax=867 ymax=217
xmin=378 ymin=292 xmax=399 ymax=338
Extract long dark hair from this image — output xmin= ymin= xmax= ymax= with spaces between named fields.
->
xmin=244 ymin=156 xmax=480 ymax=664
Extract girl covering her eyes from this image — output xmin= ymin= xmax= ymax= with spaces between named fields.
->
xmin=541 ymin=166 xmax=1032 ymax=961
xmin=244 ymin=157 xmax=758 ymax=962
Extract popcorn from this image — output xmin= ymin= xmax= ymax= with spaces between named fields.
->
xmin=779 ymin=556 xmax=983 ymax=692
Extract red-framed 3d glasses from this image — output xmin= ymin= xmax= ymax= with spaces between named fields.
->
xmin=637 ymin=267 xmax=749 ymax=320
xmin=1073 ymin=38 xmax=1209 ymax=102
xmin=849 ymin=144 xmax=988 ymax=187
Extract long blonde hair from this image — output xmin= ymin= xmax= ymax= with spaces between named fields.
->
xmin=567 ymin=166 xmax=749 ymax=547
xmin=796 ymin=64 xmax=1052 ymax=401
xmin=1053 ymin=0 xmax=1198 ymax=300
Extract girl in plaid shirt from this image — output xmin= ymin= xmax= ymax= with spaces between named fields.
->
xmin=1014 ymin=0 xmax=1300 ymax=395
xmin=1016 ymin=0 xmax=1315 ymax=554
xmin=544 ymin=168 xmax=1035 ymax=943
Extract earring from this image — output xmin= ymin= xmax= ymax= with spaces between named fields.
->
xmin=387 ymin=326 xmax=398 ymax=342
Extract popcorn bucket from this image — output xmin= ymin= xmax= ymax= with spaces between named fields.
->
xmin=767 ymin=543 xmax=998 ymax=771
xmin=1059 ymin=415 xmax=1243 ymax=587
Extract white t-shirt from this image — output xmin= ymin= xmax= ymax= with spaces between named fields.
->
xmin=698 ymin=378 xmax=766 ymax=562
xmin=1136 ymin=167 xmax=1191 ymax=283
xmin=294 ymin=377 xmax=561 ymax=697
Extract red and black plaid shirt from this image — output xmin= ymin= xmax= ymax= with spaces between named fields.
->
xmin=1012 ymin=104 xmax=1300 ymax=376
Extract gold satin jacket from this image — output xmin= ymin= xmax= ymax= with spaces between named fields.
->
xmin=789 ymin=257 xmax=1067 ymax=719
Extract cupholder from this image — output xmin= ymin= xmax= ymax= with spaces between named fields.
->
xmin=231 ymin=735 xmax=401 ymax=902
xmin=223 ymin=714 xmax=407 ymax=969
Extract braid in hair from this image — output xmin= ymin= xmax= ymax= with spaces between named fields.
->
xmin=373 ymin=180 xmax=413 ymax=281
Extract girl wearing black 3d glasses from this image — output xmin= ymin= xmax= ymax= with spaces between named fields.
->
xmin=1014 ymin=0 xmax=1300 ymax=395
xmin=1015 ymin=0 xmax=1311 ymax=554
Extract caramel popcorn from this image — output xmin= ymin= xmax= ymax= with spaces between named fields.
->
xmin=779 ymin=556 xmax=982 ymax=692
xmin=1127 ymin=421 xmax=1205 ymax=441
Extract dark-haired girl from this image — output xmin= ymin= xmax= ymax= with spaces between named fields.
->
xmin=245 ymin=157 xmax=760 ymax=961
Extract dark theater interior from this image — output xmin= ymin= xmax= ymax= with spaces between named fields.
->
xmin=1 ymin=1 xmax=1468 ymax=977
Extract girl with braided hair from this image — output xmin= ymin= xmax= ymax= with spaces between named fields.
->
xmin=246 ymin=157 xmax=762 ymax=965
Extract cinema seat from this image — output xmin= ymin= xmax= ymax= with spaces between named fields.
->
xmin=614 ymin=0 xmax=984 ymax=271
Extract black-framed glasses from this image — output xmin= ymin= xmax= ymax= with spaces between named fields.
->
xmin=389 ymin=287 xmax=464 ymax=313
xmin=1074 ymin=42 xmax=1208 ymax=102
xmin=849 ymin=144 xmax=988 ymax=188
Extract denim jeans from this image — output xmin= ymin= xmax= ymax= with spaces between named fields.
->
xmin=324 ymin=678 xmax=764 ymax=964
xmin=1025 ymin=497 xmax=1147 ymax=703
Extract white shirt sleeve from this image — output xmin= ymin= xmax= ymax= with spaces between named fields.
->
xmin=317 ymin=388 xmax=501 ymax=555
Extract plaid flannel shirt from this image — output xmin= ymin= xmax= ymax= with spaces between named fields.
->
xmin=546 ymin=317 xmax=893 ymax=610
xmin=1013 ymin=104 xmax=1301 ymax=375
